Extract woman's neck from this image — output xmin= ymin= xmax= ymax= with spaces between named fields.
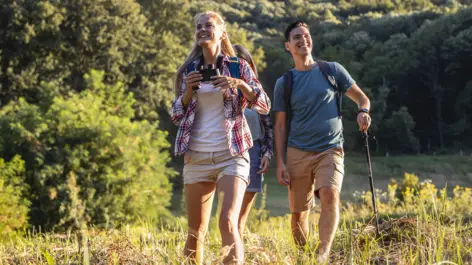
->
xmin=202 ymin=45 xmax=221 ymax=65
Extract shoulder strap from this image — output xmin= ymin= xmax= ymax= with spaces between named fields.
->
xmin=228 ymin=57 xmax=240 ymax=79
xmin=317 ymin=60 xmax=342 ymax=118
xmin=228 ymin=56 xmax=242 ymax=97
xmin=283 ymin=70 xmax=293 ymax=147
xmin=186 ymin=61 xmax=196 ymax=73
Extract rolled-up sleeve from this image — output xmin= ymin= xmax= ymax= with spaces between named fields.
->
xmin=260 ymin=114 xmax=274 ymax=159
xmin=239 ymin=60 xmax=271 ymax=115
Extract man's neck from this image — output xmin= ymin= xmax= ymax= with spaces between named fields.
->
xmin=293 ymin=55 xmax=316 ymax=71
xmin=202 ymin=45 xmax=221 ymax=65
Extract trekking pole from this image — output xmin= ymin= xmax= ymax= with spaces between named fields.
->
xmin=362 ymin=131 xmax=380 ymax=236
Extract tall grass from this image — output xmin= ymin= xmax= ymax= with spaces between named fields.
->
xmin=1 ymin=173 xmax=471 ymax=264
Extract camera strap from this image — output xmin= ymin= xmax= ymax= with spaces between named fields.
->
xmin=195 ymin=55 xmax=224 ymax=72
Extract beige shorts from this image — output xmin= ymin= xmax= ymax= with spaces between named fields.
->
xmin=183 ymin=149 xmax=250 ymax=185
xmin=287 ymin=146 xmax=344 ymax=213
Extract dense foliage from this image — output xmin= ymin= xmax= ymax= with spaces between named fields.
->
xmin=0 ymin=0 xmax=471 ymax=233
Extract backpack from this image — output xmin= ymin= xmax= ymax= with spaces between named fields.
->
xmin=186 ymin=55 xmax=241 ymax=95
xmin=283 ymin=60 xmax=342 ymax=136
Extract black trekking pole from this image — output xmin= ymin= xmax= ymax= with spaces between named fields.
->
xmin=362 ymin=131 xmax=380 ymax=236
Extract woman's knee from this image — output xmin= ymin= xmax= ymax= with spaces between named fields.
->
xmin=219 ymin=213 xmax=238 ymax=233
xmin=188 ymin=225 xmax=208 ymax=241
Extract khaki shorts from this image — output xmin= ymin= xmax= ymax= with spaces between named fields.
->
xmin=183 ymin=149 xmax=250 ymax=185
xmin=287 ymin=146 xmax=344 ymax=213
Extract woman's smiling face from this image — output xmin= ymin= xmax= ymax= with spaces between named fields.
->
xmin=195 ymin=15 xmax=225 ymax=48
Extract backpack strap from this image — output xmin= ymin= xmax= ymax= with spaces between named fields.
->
xmin=283 ymin=70 xmax=293 ymax=148
xmin=186 ymin=61 xmax=196 ymax=74
xmin=228 ymin=57 xmax=240 ymax=78
xmin=228 ymin=56 xmax=242 ymax=97
xmin=317 ymin=60 xmax=342 ymax=118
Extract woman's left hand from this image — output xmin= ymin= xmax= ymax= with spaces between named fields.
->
xmin=257 ymin=156 xmax=270 ymax=174
xmin=211 ymin=75 xmax=241 ymax=91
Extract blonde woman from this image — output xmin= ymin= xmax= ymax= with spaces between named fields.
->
xmin=171 ymin=11 xmax=270 ymax=264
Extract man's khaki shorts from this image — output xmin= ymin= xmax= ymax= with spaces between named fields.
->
xmin=287 ymin=146 xmax=344 ymax=213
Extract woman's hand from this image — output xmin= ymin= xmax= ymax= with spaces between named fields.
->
xmin=257 ymin=156 xmax=270 ymax=174
xmin=184 ymin=71 xmax=202 ymax=93
xmin=211 ymin=75 xmax=241 ymax=91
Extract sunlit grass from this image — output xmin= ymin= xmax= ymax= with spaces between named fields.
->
xmin=1 ymin=173 xmax=471 ymax=264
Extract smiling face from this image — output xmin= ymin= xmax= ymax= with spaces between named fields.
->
xmin=195 ymin=15 xmax=225 ymax=48
xmin=284 ymin=26 xmax=313 ymax=57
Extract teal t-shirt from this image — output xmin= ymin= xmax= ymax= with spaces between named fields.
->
xmin=272 ymin=62 xmax=355 ymax=152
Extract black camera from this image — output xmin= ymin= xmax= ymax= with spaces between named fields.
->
xmin=200 ymin=64 xmax=220 ymax=82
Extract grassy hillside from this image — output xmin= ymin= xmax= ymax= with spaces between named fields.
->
xmin=2 ymin=173 xmax=471 ymax=264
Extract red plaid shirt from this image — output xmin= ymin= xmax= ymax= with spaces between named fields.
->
xmin=171 ymin=55 xmax=271 ymax=156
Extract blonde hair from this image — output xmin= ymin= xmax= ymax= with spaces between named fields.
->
xmin=174 ymin=11 xmax=236 ymax=96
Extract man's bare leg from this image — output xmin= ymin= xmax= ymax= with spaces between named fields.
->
xmin=291 ymin=210 xmax=310 ymax=247
xmin=317 ymin=187 xmax=340 ymax=263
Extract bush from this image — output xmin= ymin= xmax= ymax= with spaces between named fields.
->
xmin=0 ymin=70 xmax=175 ymax=231
xmin=0 ymin=156 xmax=30 ymax=238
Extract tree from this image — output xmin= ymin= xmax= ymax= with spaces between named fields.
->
xmin=0 ymin=155 xmax=30 ymax=238
xmin=381 ymin=107 xmax=420 ymax=153
xmin=0 ymin=70 xmax=175 ymax=230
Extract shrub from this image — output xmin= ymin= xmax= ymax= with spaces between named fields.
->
xmin=0 ymin=70 xmax=175 ymax=231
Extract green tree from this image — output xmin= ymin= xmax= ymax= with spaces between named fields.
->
xmin=0 ymin=155 xmax=30 ymax=238
xmin=381 ymin=107 xmax=420 ymax=153
xmin=0 ymin=70 xmax=175 ymax=230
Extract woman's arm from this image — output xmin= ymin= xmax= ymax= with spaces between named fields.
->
xmin=239 ymin=60 xmax=271 ymax=115
xmin=260 ymin=114 xmax=274 ymax=159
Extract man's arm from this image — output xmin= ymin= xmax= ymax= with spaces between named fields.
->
xmin=345 ymin=83 xmax=371 ymax=132
xmin=274 ymin=111 xmax=290 ymax=186
xmin=274 ymin=111 xmax=287 ymax=165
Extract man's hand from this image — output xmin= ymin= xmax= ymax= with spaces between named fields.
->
xmin=357 ymin=112 xmax=371 ymax=132
xmin=276 ymin=164 xmax=290 ymax=186
xmin=257 ymin=156 xmax=270 ymax=174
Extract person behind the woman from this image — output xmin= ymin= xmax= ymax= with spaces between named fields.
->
xmin=171 ymin=11 xmax=270 ymax=265
xmin=233 ymin=44 xmax=273 ymax=240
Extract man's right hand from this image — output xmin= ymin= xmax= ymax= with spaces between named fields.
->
xmin=276 ymin=164 xmax=290 ymax=186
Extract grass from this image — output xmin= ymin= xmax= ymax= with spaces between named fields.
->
xmin=1 ymin=173 xmax=471 ymax=264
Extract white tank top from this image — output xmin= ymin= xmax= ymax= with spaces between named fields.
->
xmin=189 ymin=83 xmax=228 ymax=152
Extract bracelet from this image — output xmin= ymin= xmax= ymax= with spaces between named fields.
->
xmin=358 ymin=108 xmax=369 ymax=114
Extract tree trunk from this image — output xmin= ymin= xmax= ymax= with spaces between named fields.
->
xmin=434 ymin=85 xmax=444 ymax=149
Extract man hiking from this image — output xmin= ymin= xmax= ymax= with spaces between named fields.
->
xmin=272 ymin=21 xmax=371 ymax=263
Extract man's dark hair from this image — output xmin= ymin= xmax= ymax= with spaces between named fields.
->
xmin=284 ymin=21 xmax=309 ymax=41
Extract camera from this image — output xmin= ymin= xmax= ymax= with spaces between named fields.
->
xmin=200 ymin=64 xmax=220 ymax=82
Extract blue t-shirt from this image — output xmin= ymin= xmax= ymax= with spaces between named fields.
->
xmin=273 ymin=62 xmax=355 ymax=152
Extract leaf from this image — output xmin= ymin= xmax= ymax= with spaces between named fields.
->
xmin=40 ymin=249 xmax=55 ymax=265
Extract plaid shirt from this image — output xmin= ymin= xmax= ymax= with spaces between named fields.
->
xmin=259 ymin=114 xmax=274 ymax=160
xmin=171 ymin=55 xmax=271 ymax=156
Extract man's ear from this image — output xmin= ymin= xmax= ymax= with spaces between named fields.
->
xmin=284 ymin=41 xmax=290 ymax=52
